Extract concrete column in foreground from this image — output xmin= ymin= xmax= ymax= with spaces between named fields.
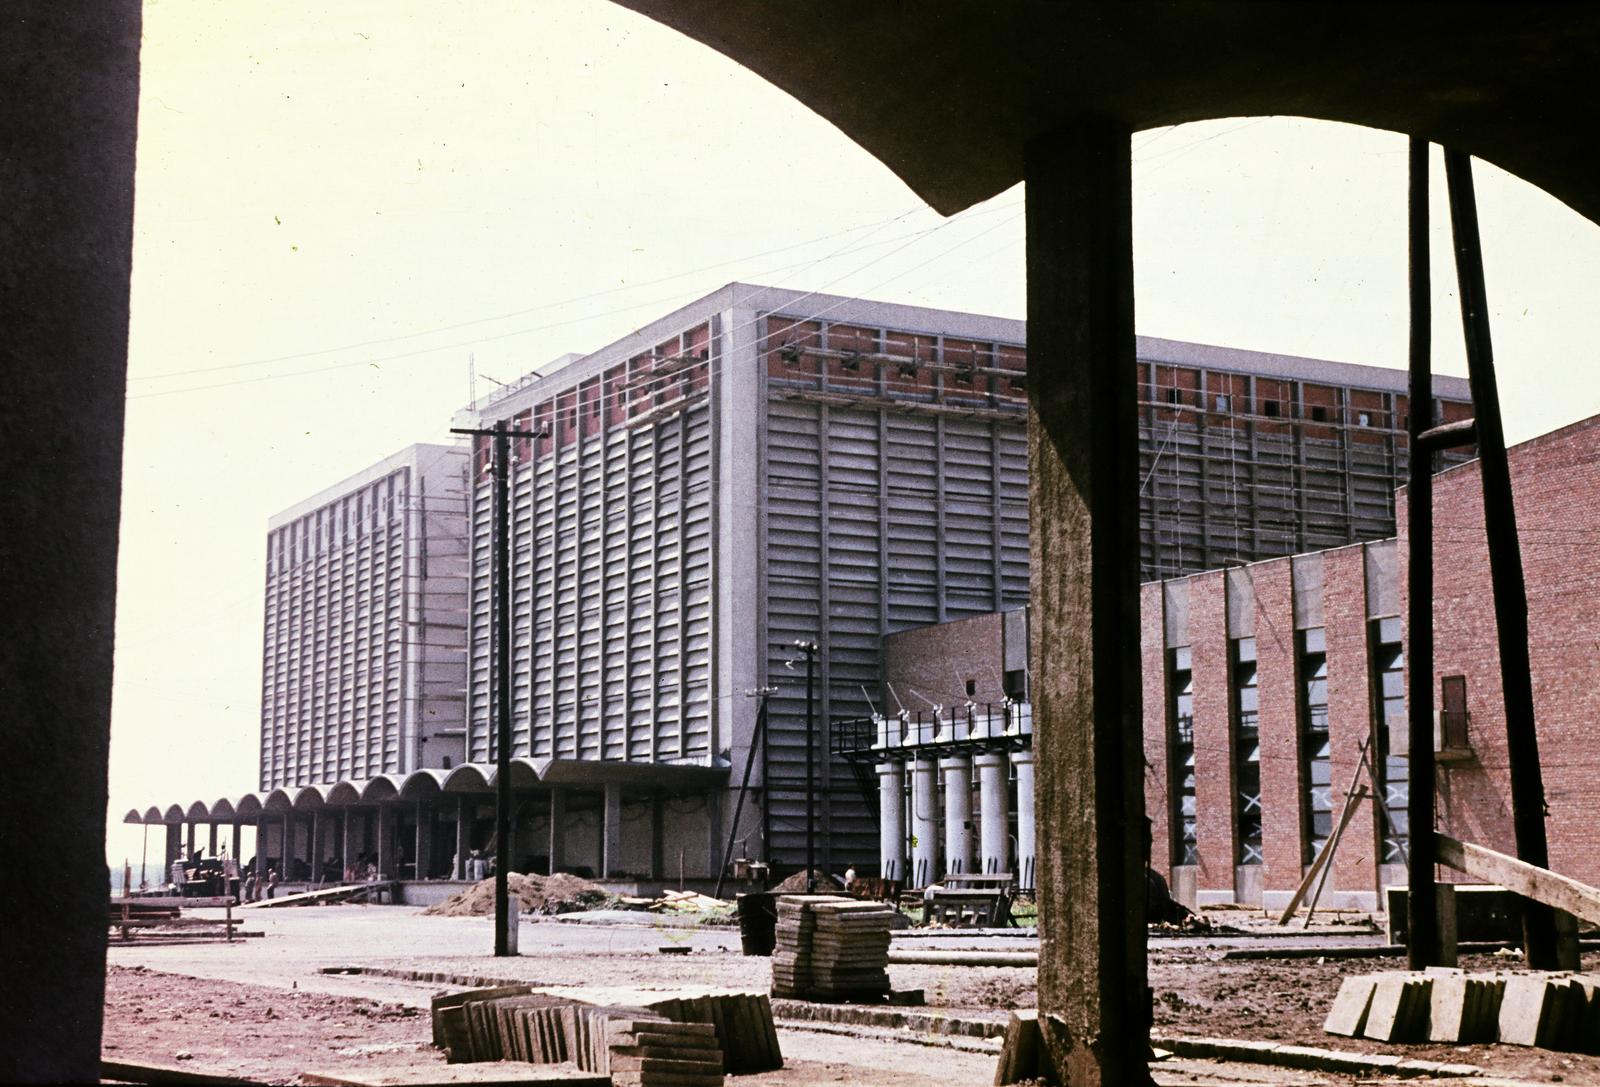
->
xmin=548 ymin=789 xmax=566 ymax=874
xmin=376 ymin=805 xmax=392 ymax=879
xmin=414 ymin=800 xmax=433 ymax=880
xmin=601 ymin=782 xmax=623 ymax=878
xmin=876 ymin=762 xmax=906 ymax=882
xmin=975 ymin=752 xmax=1009 ymax=875
xmin=185 ymin=821 xmax=197 ymax=858
xmin=310 ymin=811 xmax=322 ymax=879
xmin=1026 ymin=118 xmax=1148 ymax=1083
xmin=1013 ymin=749 xmax=1036 ymax=890
xmin=165 ymin=823 xmax=182 ymax=870
xmin=254 ymin=823 xmax=267 ymax=876
xmin=910 ymin=758 xmax=939 ymax=888
xmin=231 ymin=822 xmax=242 ymax=866
xmin=207 ymin=823 xmax=218 ymax=858
xmin=455 ymin=797 xmax=471 ymax=878
xmin=650 ymin=795 xmax=665 ymax=880
xmin=941 ymin=756 xmax=973 ymax=876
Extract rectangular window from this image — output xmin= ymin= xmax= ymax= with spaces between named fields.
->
xmin=1262 ymin=400 xmax=1280 ymax=418
xmin=1299 ymin=627 xmax=1332 ymax=861
xmin=1168 ymin=647 xmax=1198 ymax=866
xmin=1232 ymin=637 xmax=1262 ymax=865
xmin=1371 ymin=616 xmax=1408 ymax=864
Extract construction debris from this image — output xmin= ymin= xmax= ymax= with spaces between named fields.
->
xmin=1323 ymin=969 xmax=1599 ymax=1053
xmin=421 ymin=874 xmax=611 ymax=918
xmin=772 ymin=895 xmax=894 ymax=1001
xmin=431 ymin=986 xmax=781 ymax=1080
xmin=769 ymin=870 xmax=842 ymax=894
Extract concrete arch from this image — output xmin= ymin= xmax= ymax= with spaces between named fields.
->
xmin=614 ymin=4 xmax=1600 ymax=226
xmin=141 ymin=806 xmax=165 ymax=824
xmin=290 ymin=785 xmax=327 ymax=811
xmin=261 ymin=788 xmax=295 ymax=814
xmin=122 ymin=809 xmax=144 ymax=825
xmin=161 ymin=804 xmax=186 ymax=825
xmin=487 ymin=756 xmax=543 ymax=790
xmin=360 ymin=776 xmax=403 ymax=803
xmin=234 ymin=794 xmax=264 ymax=820
xmin=324 ymin=781 xmax=365 ymax=806
xmin=184 ymin=800 xmax=210 ymax=822
xmin=441 ymin=764 xmax=492 ymax=793
xmin=399 ymin=768 xmax=447 ymax=800
xmin=210 ymin=798 xmax=237 ymax=822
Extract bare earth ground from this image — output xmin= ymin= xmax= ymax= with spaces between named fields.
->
xmin=101 ymin=906 xmax=1598 ymax=1085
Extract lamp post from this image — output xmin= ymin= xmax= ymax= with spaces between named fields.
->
xmin=796 ymin=639 xmax=819 ymax=893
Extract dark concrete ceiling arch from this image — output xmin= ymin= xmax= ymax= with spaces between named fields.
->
xmin=612 ymin=2 xmax=1600 ymax=224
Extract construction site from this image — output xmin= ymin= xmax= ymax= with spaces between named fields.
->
xmin=13 ymin=5 xmax=1600 ymax=1087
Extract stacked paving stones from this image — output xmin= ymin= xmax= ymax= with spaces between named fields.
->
xmin=1324 ymin=969 xmax=1599 ymax=1053
xmin=432 ymin=985 xmax=784 ymax=1078
xmin=772 ymin=895 xmax=895 ymax=1000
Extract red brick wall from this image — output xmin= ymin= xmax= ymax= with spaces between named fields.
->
xmin=1324 ymin=544 xmax=1380 ymax=896
xmin=1406 ymin=415 xmax=1600 ymax=888
xmin=1249 ymin=559 xmax=1304 ymax=894
xmin=1141 ymin=582 xmax=1171 ymax=878
xmin=1188 ymin=571 xmax=1234 ymax=891
xmin=883 ymin=612 xmax=1007 ymax=709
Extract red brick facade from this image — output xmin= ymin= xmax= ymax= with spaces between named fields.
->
xmin=1404 ymin=414 xmax=1600 ymax=889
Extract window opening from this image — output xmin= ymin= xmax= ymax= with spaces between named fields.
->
xmin=1299 ymin=628 xmax=1332 ymax=860
xmin=1232 ymin=637 xmax=1262 ymax=865
xmin=1169 ymin=647 xmax=1198 ymax=866
xmin=1371 ymin=617 xmax=1408 ymax=863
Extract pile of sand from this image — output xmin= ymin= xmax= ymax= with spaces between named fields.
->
xmin=422 ymin=872 xmax=612 ymax=917
xmin=770 ymin=869 xmax=844 ymax=894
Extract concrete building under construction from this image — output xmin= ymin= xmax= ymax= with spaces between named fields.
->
xmin=127 ymin=284 xmax=1470 ymax=886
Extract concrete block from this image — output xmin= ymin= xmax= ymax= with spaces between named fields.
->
xmin=1497 ymin=975 xmax=1555 ymax=1047
xmin=1363 ymin=974 xmax=1430 ymax=1043
xmin=1323 ymin=975 xmax=1376 ymax=1037
xmin=1428 ymin=975 xmax=1468 ymax=1042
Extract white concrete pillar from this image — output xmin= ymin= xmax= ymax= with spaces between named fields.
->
xmin=601 ymin=782 xmax=623 ymax=878
xmin=876 ymin=761 xmax=906 ymax=882
xmin=1013 ymin=748 xmax=1035 ymax=890
xmin=910 ymin=758 xmax=939 ymax=889
xmin=975 ymin=752 xmax=1009 ymax=875
xmin=941 ymin=756 xmax=973 ymax=876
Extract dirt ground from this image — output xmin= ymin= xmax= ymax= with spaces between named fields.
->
xmin=99 ymin=907 xmax=1598 ymax=1085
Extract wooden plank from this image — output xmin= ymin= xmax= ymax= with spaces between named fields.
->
xmin=1436 ymin=834 xmax=1600 ymax=928
xmin=101 ymin=1059 xmax=266 ymax=1085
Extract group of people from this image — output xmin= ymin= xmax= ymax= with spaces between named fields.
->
xmin=239 ymin=865 xmax=279 ymax=902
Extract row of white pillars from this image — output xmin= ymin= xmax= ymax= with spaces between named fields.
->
xmin=877 ymin=747 xmax=1034 ymax=889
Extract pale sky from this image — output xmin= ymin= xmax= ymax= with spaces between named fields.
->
xmin=108 ymin=0 xmax=1600 ymax=865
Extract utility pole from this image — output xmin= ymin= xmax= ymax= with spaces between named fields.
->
xmin=451 ymin=418 xmax=543 ymax=957
xmin=796 ymin=639 xmax=819 ymax=893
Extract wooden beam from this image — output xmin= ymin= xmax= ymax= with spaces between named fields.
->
xmin=1435 ymin=834 xmax=1600 ymax=928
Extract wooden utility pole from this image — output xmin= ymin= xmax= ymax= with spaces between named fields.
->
xmin=1442 ymin=150 xmax=1558 ymax=968
xmin=452 ymin=419 xmax=543 ymax=957
xmin=1024 ymin=118 xmax=1148 ymax=1085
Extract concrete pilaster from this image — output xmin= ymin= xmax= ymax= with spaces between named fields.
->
xmin=185 ymin=821 xmax=197 ymax=858
xmin=376 ymin=804 xmax=392 ymax=879
xmin=231 ymin=821 xmax=242 ymax=865
xmin=941 ymin=756 xmax=974 ymax=876
xmin=876 ymin=762 xmax=905 ymax=881
xmin=207 ymin=823 xmax=218 ymax=858
xmin=602 ymin=782 xmax=623 ymax=878
xmin=975 ymin=752 xmax=1009 ymax=874
xmin=650 ymin=795 xmax=665 ymax=880
xmin=1013 ymin=749 xmax=1036 ymax=890
xmin=455 ymin=797 xmax=471 ymax=878
xmin=548 ymin=789 xmax=566 ymax=874
xmin=910 ymin=758 xmax=939 ymax=888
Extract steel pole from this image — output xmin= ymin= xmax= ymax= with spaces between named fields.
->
xmin=803 ymin=641 xmax=817 ymax=893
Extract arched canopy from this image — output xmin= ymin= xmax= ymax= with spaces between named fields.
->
xmin=210 ymin=798 xmax=237 ymax=822
xmin=399 ymin=768 xmax=446 ymax=800
xmin=613 ymin=3 xmax=1600 ymax=226
xmin=184 ymin=800 xmax=210 ymax=821
xmin=234 ymin=794 xmax=263 ymax=819
xmin=441 ymin=764 xmax=492 ymax=793
xmin=122 ymin=809 xmax=144 ymax=825
xmin=360 ymin=776 xmax=403 ymax=803
xmin=261 ymin=788 xmax=295 ymax=814
xmin=162 ymin=804 xmax=185 ymax=825
xmin=489 ymin=757 xmax=542 ymax=790
xmin=290 ymin=785 xmax=326 ymax=811
xmin=141 ymin=806 xmax=164 ymax=824
xmin=324 ymin=781 xmax=365 ymax=806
